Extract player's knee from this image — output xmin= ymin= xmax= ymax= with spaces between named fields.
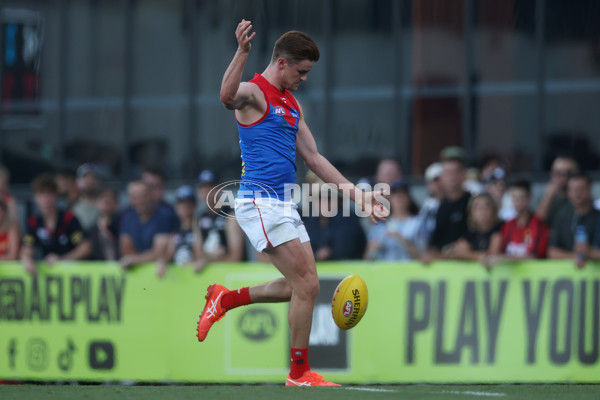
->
xmin=299 ymin=274 xmax=319 ymax=301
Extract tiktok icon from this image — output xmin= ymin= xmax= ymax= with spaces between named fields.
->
xmin=58 ymin=338 xmax=77 ymax=372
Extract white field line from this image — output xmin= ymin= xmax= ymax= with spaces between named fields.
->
xmin=343 ymin=387 xmax=399 ymax=393
xmin=439 ymin=390 xmax=506 ymax=397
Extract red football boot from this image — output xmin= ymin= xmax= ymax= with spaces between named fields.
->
xmin=285 ymin=371 xmax=341 ymax=387
xmin=196 ymin=284 xmax=229 ymax=342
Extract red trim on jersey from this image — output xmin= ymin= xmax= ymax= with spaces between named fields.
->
xmin=253 ymin=198 xmax=273 ymax=249
xmin=235 ymin=74 xmax=300 ymax=128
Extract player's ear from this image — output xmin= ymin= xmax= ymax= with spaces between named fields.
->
xmin=277 ymin=57 xmax=288 ymax=69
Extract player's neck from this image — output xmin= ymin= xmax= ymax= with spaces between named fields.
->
xmin=261 ymin=66 xmax=283 ymax=91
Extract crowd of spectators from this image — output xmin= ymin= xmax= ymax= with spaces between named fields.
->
xmin=0 ymin=164 xmax=248 ymax=277
xmin=366 ymin=150 xmax=600 ymax=269
xmin=1 ymin=147 xmax=599 ymax=274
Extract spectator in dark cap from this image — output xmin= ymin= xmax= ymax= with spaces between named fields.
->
xmin=21 ymin=173 xmax=91 ymax=274
xmin=77 ymin=163 xmax=101 ymax=192
xmin=87 ymin=187 xmax=121 ymax=261
xmin=195 ymin=169 xmax=220 ymax=216
xmin=193 ymin=171 xmax=245 ymax=268
xmin=483 ymin=167 xmax=516 ymax=221
xmin=72 ymin=163 xmax=101 ymax=230
xmin=365 ymin=180 xmax=424 ymax=261
xmin=157 ymin=185 xmax=203 ymax=276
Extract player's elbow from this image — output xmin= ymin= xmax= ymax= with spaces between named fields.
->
xmin=220 ymin=95 xmax=234 ymax=109
xmin=220 ymin=90 xmax=238 ymax=109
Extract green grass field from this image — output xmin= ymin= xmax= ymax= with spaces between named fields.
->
xmin=1 ymin=384 xmax=600 ymax=400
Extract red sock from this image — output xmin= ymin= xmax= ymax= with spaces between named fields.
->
xmin=221 ymin=287 xmax=252 ymax=311
xmin=290 ymin=347 xmax=310 ymax=379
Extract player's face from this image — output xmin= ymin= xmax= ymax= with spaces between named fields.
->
xmin=283 ymin=59 xmax=314 ymax=91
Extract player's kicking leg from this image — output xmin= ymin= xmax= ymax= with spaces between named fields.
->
xmin=195 ymin=238 xmax=340 ymax=387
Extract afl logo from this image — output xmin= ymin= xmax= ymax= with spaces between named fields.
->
xmin=274 ymin=106 xmax=285 ymax=115
xmin=342 ymin=300 xmax=353 ymax=317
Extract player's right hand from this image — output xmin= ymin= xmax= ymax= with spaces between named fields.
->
xmin=236 ymin=19 xmax=256 ymax=53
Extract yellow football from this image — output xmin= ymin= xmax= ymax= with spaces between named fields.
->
xmin=331 ymin=275 xmax=369 ymax=330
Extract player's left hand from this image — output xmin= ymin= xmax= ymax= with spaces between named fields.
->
xmin=236 ymin=19 xmax=256 ymax=53
xmin=359 ymin=190 xmax=390 ymax=225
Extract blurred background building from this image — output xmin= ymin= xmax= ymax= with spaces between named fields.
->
xmin=1 ymin=0 xmax=599 ymax=185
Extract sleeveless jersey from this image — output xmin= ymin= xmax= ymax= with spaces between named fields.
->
xmin=236 ymin=73 xmax=300 ymax=200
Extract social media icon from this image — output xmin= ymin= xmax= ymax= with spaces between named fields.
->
xmin=27 ymin=338 xmax=49 ymax=371
xmin=88 ymin=341 xmax=114 ymax=370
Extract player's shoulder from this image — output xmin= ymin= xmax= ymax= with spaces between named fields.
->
xmin=239 ymin=81 xmax=265 ymax=104
xmin=240 ymin=81 xmax=260 ymax=91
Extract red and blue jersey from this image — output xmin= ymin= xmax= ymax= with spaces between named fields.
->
xmin=236 ymin=73 xmax=300 ymax=200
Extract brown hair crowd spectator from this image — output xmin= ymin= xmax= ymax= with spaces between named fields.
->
xmin=21 ymin=173 xmax=92 ymax=274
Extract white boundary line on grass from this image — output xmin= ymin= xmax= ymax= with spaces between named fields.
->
xmin=439 ymin=390 xmax=506 ymax=397
xmin=343 ymin=387 xmax=399 ymax=393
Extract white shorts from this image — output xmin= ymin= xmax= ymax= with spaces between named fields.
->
xmin=235 ymin=198 xmax=310 ymax=252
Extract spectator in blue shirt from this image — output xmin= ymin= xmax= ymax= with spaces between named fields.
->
xmin=141 ymin=167 xmax=177 ymax=221
xmin=119 ymin=180 xmax=177 ymax=273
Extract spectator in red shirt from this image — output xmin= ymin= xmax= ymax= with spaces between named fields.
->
xmin=484 ymin=180 xmax=549 ymax=267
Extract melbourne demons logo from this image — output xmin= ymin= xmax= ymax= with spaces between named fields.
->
xmin=342 ymin=300 xmax=353 ymax=317
xmin=274 ymin=106 xmax=285 ymax=115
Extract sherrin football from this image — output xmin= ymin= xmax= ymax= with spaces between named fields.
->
xmin=331 ymin=275 xmax=369 ymax=330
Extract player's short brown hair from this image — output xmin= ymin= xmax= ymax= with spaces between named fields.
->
xmin=31 ymin=173 xmax=58 ymax=194
xmin=271 ymin=30 xmax=320 ymax=65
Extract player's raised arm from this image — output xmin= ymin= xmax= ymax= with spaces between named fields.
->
xmin=220 ymin=19 xmax=258 ymax=110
